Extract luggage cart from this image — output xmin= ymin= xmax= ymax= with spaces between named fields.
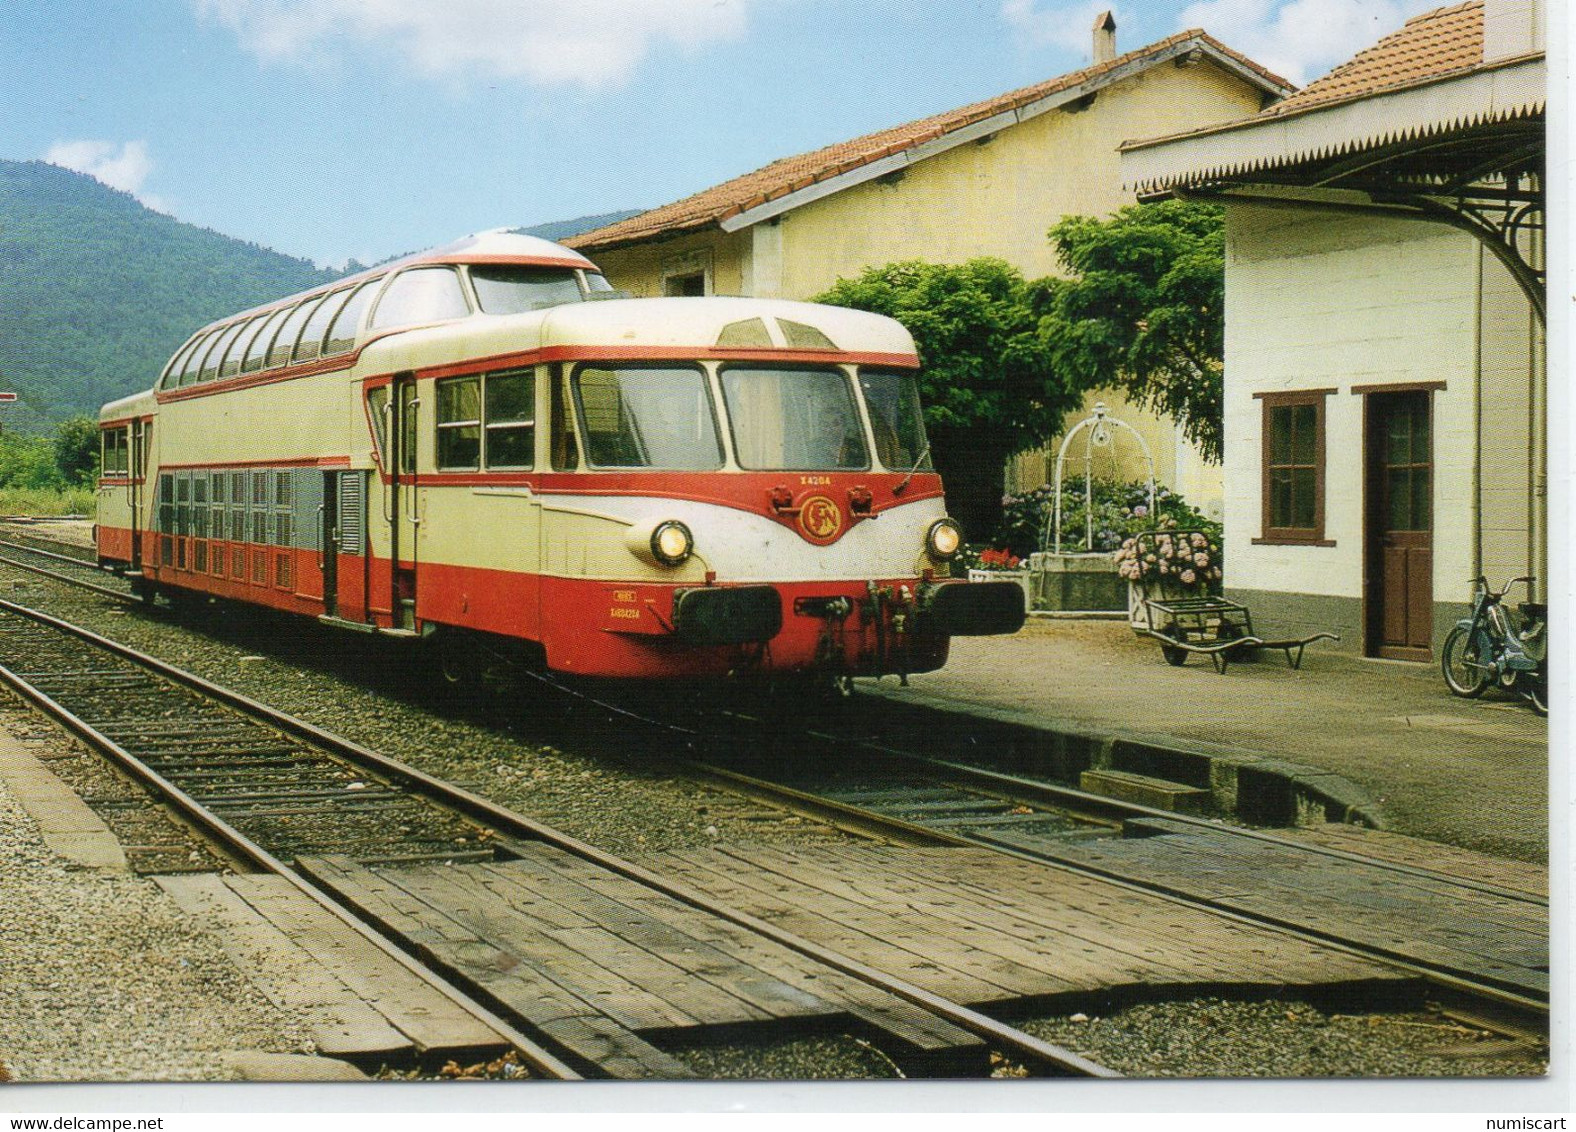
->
xmin=1140 ymin=595 xmax=1338 ymax=673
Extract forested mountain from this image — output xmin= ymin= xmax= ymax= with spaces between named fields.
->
xmin=0 ymin=161 xmax=642 ymax=433
xmin=0 ymin=160 xmax=340 ymax=432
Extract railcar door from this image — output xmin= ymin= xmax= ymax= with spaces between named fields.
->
xmin=130 ymin=419 xmax=147 ymax=569
xmin=389 ymin=373 xmax=420 ymax=630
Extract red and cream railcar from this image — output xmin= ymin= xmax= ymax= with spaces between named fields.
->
xmin=97 ymin=231 xmax=1023 ymax=680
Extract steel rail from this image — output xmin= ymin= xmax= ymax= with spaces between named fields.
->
xmin=0 ymin=536 xmax=98 ymax=567
xmin=0 ymin=598 xmax=1116 ymax=1079
xmin=0 ymin=629 xmax=583 ymax=1079
xmin=0 ymin=549 xmax=137 ymax=603
xmin=805 ymin=729 xmax=1549 ymax=907
xmin=680 ymin=750 xmax=1548 ymax=1020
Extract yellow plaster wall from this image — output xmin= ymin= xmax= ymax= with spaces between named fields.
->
xmin=584 ymin=229 xmax=752 ymax=299
xmin=585 ymin=62 xmax=1268 ymax=512
xmin=770 ymin=63 xmax=1263 ymax=298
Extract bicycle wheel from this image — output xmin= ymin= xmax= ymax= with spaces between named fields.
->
xmin=1441 ymin=624 xmax=1490 ymax=698
xmin=1528 ymin=669 xmax=1548 ymax=716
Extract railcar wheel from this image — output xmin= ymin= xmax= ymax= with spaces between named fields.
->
xmin=1441 ymin=625 xmax=1490 ymax=698
xmin=1161 ymin=644 xmax=1188 ymax=666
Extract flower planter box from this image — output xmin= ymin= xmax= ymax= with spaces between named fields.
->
xmin=1026 ymin=552 xmax=1125 ymax=613
xmin=1128 ymin=579 xmax=1194 ymax=632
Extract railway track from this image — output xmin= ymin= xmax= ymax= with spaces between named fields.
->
xmin=0 ymin=535 xmax=134 ymax=602
xmin=0 ymin=528 xmax=1549 ymax=1043
xmin=0 ymin=594 xmax=1116 ymax=1081
xmin=670 ymin=710 xmax=1549 ymax=1033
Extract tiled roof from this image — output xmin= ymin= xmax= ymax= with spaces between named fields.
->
xmin=568 ymin=32 xmax=1290 ymax=251
xmin=1267 ymin=1 xmax=1484 ymax=114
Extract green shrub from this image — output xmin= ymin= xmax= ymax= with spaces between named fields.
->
xmin=0 ymin=485 xmax=94 ymax=517
xmin=991 ymin=476 xmax=1220 ymax=558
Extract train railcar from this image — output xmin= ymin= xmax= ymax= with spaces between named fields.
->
xmin=96 ymin=230 xmax=1024 ymax=682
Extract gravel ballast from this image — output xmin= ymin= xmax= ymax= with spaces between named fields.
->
xmin=0 ymin=764 xmax=316 ymax=1081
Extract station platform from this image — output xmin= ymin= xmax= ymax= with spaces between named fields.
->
xmin=863 ymin=618 xmax=1549 ymax=863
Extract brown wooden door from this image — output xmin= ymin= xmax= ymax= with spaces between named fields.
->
xmin=1366 ymin=391 xmax=1433 ymax=659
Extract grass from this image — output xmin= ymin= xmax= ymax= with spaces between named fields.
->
xmin=0 ymin=485 xmax=96 ymax=517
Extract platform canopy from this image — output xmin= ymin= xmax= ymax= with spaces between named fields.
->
xmin=1121 ymin=2 xmax=1545 ymax=321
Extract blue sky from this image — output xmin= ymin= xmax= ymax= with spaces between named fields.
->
xmin=1 ymin=0 xmax=1442 ymax=269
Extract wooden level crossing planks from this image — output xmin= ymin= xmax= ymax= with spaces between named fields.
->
xmin=643 ymin=843 xmax=1406 ymax=1007
xmin=1031 ymin=823 xmax=1548 ymax=996
xmin=509 ymin=845 xmax=985 ymax=1067
xmin=299 ymin=848 xmax=985 ymax=1078
xmin=155 ymin=874 xmax=504 ymax=1061
xmin=1272 ymin=824 xmax=1548 ymax=899
xmin=298 ymin=855 xmax=694 ymax=1080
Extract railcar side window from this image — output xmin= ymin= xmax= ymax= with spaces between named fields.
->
xmin=273 ymin=472 xmax=293 ymax=546
xmin=573 ymin=365 xmax=722 ymax=470
xmin=484 ymin=370 xmax=534 ymax=469
xmin=436 ymin=377 xmax=482 ymax=470
xmin=268 ymin=298 xmax=323 ymax=368
xmin=324 ymin=279 xmax=382 ymax=356
xmin=550 ymin=369 xmax=578 ymax=471
xmin=858 ymin=370 xmax=931 ymax=472
xmin=720 ymin=366 xmax=869 ymax=471
xmin=200 ymin=322 xmax=245 ymax=383
xmin=293 ymin=288 xmax=352 ymax=364
xmin=370 ymin=268 xmax=469 ymax=331
xmin=470 ymin=266 xmax=583 ymax=315
xmin=100 ymin=428 xmax=129 ymax=477
xmin=366 ymin=386 xmax=390 ymax=465
xmin=242 ymin=308 xmax=290 ymax=374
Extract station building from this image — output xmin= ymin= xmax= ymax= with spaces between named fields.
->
xmin=1122 ymin=0 xmax=1546 ymax=659
xmin=567 ymin=21 xmax=1294 ymax=516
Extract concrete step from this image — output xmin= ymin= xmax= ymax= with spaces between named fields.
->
xmin=1079 ymin=768 xmax=1211 ymax=814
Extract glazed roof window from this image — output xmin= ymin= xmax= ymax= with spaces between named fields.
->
xmin=369 ymin=267 xmax=470 ymax=330
xmin=241 ymin=307 xmax=291 ymax=374
xmin=222 ymin=313 xmax=271 ymax=379
xmin=293 ymin=287 xmax=354 ymax=364
xmin=198 ymin=322 xmax=245 ymax=383
xmin=267 ymin=296 xmax=325 ymax=368
xmin=470 ymin=265 xmax=585 ymax=314
xmin=324 ymin=278 xmax=382 ymax=356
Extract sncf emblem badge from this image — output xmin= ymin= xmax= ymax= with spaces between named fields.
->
xmin=798 ymin=495 xmax=843 ymax=542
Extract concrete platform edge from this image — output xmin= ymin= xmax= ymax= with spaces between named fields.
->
xmin=860 ymin=683 xmax=1387 ymax=831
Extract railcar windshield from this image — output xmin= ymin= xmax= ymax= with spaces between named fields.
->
xmin=572 ymin=365 xmax=723 ymax=469
xmin=858 ymin=370 xmax=932 ymax=471
xmin=720 ymin=366 xmax=869 ymax=471
xmin=471 ymin=266 xmax=586 ymax=314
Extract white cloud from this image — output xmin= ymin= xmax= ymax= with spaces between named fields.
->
xmin=195 ymin=0 xmax=753 ymax=87
xmin=1001 ymin=0 xmax=1124 ymax=59
xmin=45 ymin=139 xmax=154 ymax=196
xmin=1174 ymin=0 xmax=1438 ymax=85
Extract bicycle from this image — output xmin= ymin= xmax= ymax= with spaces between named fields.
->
xmin=1441 ymin=576 xmax=1547 ymax=715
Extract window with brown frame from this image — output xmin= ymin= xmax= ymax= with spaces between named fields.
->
xmin=1257 ymin=390 xmax=1333 ymax=546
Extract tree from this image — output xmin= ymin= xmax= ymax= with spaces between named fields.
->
xmin=815 ymin=259 xmax=1076 ymax=540
xmin=1033 ymin=200 xmax=1225 ymax=463
xmin=52 ymin=415 xmax=99 ymax=486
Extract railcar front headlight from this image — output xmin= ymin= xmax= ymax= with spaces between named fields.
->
xmin=927 ymin=517 xmax=963 ymax=561
xmin=651 ymin=520 xmax=694 ymax=567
